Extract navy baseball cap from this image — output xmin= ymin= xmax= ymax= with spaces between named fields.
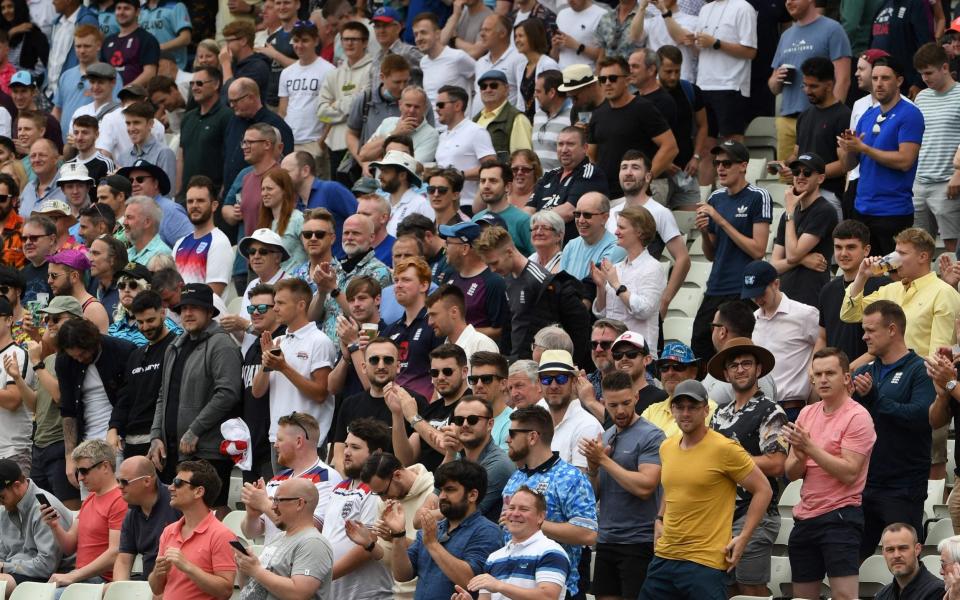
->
xmin=439 ymin=222 xmax=482 ymax=244
xmin=740 ymin=261 xmax=778 ymax=299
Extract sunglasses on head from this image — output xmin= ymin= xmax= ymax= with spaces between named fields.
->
xmin=430 ymin=367 xmax=456 ymax=378
xmin=117 ymin=279 xmax=141 ymax=291
xmin=451 ymin=414 xmax=489 ymax=426
xmin=597 ymin=74 xmax=622 ymax=84
xmin=427 ymin=185 xmax=449 ymax=195
xmin=540 ymin=374 xmax=571 ymax=386
xmin=468 ymin=374 xmax=502 ymax=385
xmin=791 ymin=167 xmax=814 ymax=178
xmin=368 ymin=355 xmax=396 ymax=366
xmin=246 ymin=303 xmax=274 ymax=315
xmin=479 ymin=81 xmax=501 ymax=90
xmin=301 ymin=230 xmax=329 ymax=240
xmin=75 ymin=459 xmax=108 ymax=477
xmin=591 ymin=340 xmax=613 ymax=351
xmin=171 ymin=477 xmax=198 ymax=489
xmin=612 ymin=349 xmax=643 ymax=360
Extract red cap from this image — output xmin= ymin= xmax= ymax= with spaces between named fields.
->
xmin=950 ymin=16 xmax=960 ymax=32
xmin=860 ymin=49 xmax=891 ymax=64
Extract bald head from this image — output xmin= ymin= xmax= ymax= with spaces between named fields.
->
xmin=342 ymin=214 xmax=375 ymax=257
xmin=228 ymin=78 xmax=262 ymax=118
xmin=278 ymin=478 xmax=319 ymax=513
xmin=121 ymin=455 xmax=156 ymax=478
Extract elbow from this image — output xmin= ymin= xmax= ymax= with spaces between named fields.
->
xmin=838 ymin=471 xmax=859 ymax=487
xmin=579 ymin=530 xmax=598 ymax=547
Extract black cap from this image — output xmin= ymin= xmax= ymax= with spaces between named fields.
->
xmin=172 ymin=283 xmax=220 ymax=317
xmin=0 ymin=459 xmax=22 ymax=488
xmin=99 ymin=174 xmax=133 ymax=196
xmin=789 ymin=153 xmax=826 ymax=174
xmin=0 ymin=266 xmax=25 ymax=291
xmin=740 ymin=260 xmax=779 ymax=299
xmin=119 ymin=262 xmax=153 ymax=284
xmin=710 ymin=139 xmax=750 ymax=163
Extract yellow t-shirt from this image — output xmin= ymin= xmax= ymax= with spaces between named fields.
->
xmin=641 ymin=398 xmax=718 ymax=438
xmin=656 ymin=429 xmax=756 ymax=570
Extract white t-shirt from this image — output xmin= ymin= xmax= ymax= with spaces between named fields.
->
xmin=0 ymin=344 xmax=34 ymax=458
xmin=641 ymin=6 xmax=699 ymax=82
xmin=279 ymin=58 xmax=336 ymax=144
xmin=81 ymin=364 xmax=112 ymax=442
xmin=536 ymin=398 xmax=603 ymax=468
xmin=607 ymin=196 xmax=682 ymax=247
xmin=172 ymin=227 xmax=235 ymax=286
xmin=0 ymin=107 xmax=10 ymax=139
xmin=95 ymin=107 xmax=167 ymax=160
xmin=848 ymin=94 xmax=877 ymax=181
xmin=267 ymin=322 xmax=337 ymax=444
xmin=694 ymin=0 xmax=757 ymax=96
xmin=422 ymin=47 xmax=476 ymax=122
xmin=555 ymin=4 xmax=609 ymax=69
xmin=451 ymin=324 xmax=499 ymax=361
xmin=434 ymin=118 xmax=497 ymax=207
xmin=386 ymin=188 xmax=434 ymax=237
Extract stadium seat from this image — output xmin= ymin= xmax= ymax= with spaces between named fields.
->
xmin=131 ymin=554 xmax=143 ymax=575
xmin=746 ymin=158 xmax=766 ymax=184
xmin=229 ymin=469 xmax=244 ymax=510
xmin=768 ymin=555 xmax=791 ymax=597
xmin=688 ymin=235 xmax=707 ymax=262
xmin=662 ymin=317 xmax=694 ymax=346
xmin=9 ymin=582 xmax=55 ymax=600
xmin=730 ymin=596 xmax=771 ymax=600
xmin=58 ymin=583 xmax=104 ymax=600
xmin=922 ymin=554 xmax=943 ymax=578
xmin=926 ymin=518 xmax=955 ymax=554
xmin=773 ymin=516 xmax=793 ymax=556
xmin=744 ymin=117 xmax=777 ymax=163
xmin=778 ymin=479 xmax=802 ymax=518
xmin=223 ymin=510 xmax=253 ymax=543
xmin=673 ymin=210 xmax=698 ymax=237
xmin=103 ymin=581 xmax=152 ymax=600
xmin=667 ymin=288 xmax=703 ymax=319
xmin=948 ymin=439 xmax=956 ymax=486
xmin=684 ymin=261 xmax=712 ymax=291
xmin=925 ymin=479 xmax=947 ymax=522
xmin=859 ymin=554 xmax=893 ymax=597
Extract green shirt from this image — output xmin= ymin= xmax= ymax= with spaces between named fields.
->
xmin=128 ymin=234 xmax=172 ymax=266
xmin=472 ymin=204 xmax=534 ymax=256
xmin=33 ymin=354 xmax=63 ymax=448
xmin=178 ymin=100 xmax=233 ymax=198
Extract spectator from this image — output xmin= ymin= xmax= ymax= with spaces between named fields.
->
xmin=582 ymin=318 xmax=628 ymax=406
xmin=364 ymin=88 xmax=438 ymax=166
xmin=741 ymin=260 xmax=819 ymax=421
xmin=147 ymin=75 xmax=187 ymax=135
xmin=426 ymin=284 xmax=498 ymax=359
xmin=19 ymin=140 xmax=65 ymax=219
xmin=875 ymin=523 xmax=943 ymax=599
xmin=838 ymin=56 xmax=923 ymax=256
xmin=643 ymin=341 xmax=699 ymax=419
xmin=280 ymin=151 xmax=356 ymax=256
xmin=172 ymin=177 xmax=233 ymax=298
xmin=506 ymin=360 xmax=541 ymax=409
xmin=562 ymin=192 xmax=627 ymax=282
xmin=46 ymin=249 xmax=109 ymax=332
xmin=113 ymin=455 xmax=181 ymax=580
xmin=368 ymin=7 xmax=423 ymax=89
xmin=149 ymin=460 xmax=236 ymax=599
xmin=473 ymin=70 xmax=532 ymax=167
xmin=52 ymin=27 xmax=114 ymax=140
xmin=42 ymin=439 xmax=127 ymax=592
xmin=116 ymin=160 xmax=192 ymax=247
xmin=79 ymin=206 xmax=118 ymax=255
xmin=226 ymin=122 xmax=283 ymax=240
xmin=467 ymin=351 xmax=514 ymax=448
xmin=106 ymin=263 xmax=181 ymax=345
xmin=0 ymin=2 xmax=48 ymax=84
xmin=47 ymin=0 xmax=99 ymax=99
xmin=656 ymin=45 xmax=709 ymax=196
xmin=177 ymin=67 xmax=231 ymax=196
xmin=869 ymin=0 xmax=933 ymax=95
xmin=328 ymin=275 xmax=387 ymax=395
xmin=355 ymin=193 xmax=395 ymax=267
xmin=512 ymin=19 xmax=559 ymax=121
xmin=471 ymin=161 xmax=533 ymax=255
xmin=0 ymin=297 xmax=30 ymax=475
xmin=100 ymin=0 xmax=159 ymax=87
xmin=440 ymin=0 xmax=492 ymax=59
xmin=116 ymin=102 xmax=176 ymax=183
xmin=278 ymin=20 xmax=334 ymax=157
xmin=258 ymin=167 xmax=307 ymax=270
xmin=578 ymin=370 xmax=663 ymax=598
xmin=35 ymin=201 xmax=79 ymax=254
xmin=784 ymin=348 xmax=876 ymax=600
xmin=473 ymin=15 xmax=525 ymax=109
xmin=531 ymin=70 xmax=570 ymax=173
xmin=701 ymin=300 xmax=779 ymax=405
xmin=536 ymin=349 xmax=603 ymax=472
xmin=13 ymin=111 xmax=46 ymax=180
xmin=370 ymin=151 xmax=434 ymax=237
xmin=425 ymin=168 xmax=468 ymax=228
xmin=92 ymin=85 xmax=166 ymax=165
xmin=67 ymin=115 xmax=115 ymax=184
xmin=433 ymin=89 xmax=495 ymax=214
xmin=122 ymin=196 xmax=173 ymax=267
xmin=0 ymin=174 xmax=22 ymax=269
xmin=219 ymin=21 xmax=270 ymax=103
xmin=770 ymin=153 xmax=840 ymax=307
xmin=633 ymin=336 xmax=704 ymax=433
xmin=528 ymin=209 xmax=564 ymax=273
xmin=259 ymin=0 xmax=299 ymax=109
xmin=136 ymin=0 xmax=191 ymax=71
xmin=551 ymin=0 xmax=604 ymax=69
xmin=690 ymin=140 xmax=772 ymax=362
xmin=415 ymin=13 xmax=475 ymax=120
xmin=844 ymin=49 xmax=889 ymax=216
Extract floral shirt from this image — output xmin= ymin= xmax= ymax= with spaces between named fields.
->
xmin=596 ymin=7 xmax=642 ymax=61
xmin=316 ymin=251 xmax=391 ymax=346
xmin=0 ymin=210 xmax=24 ymax=269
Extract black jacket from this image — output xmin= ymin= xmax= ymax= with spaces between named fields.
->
xmin=112 ymin=333 xmax=177 ymax=437
xmin=519 ymin=270 xmax=592 ymax=370
xmin=57 ymin=335 xmax=137 ymax=441
xmin=874 ymin=562 xmax=943 ymax=600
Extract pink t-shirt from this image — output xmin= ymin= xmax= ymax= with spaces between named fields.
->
xmin=793 ymin=398 xmax=877 ymax=520
xmin=157 ymin=511 xmax=238 ymax=600
xmin=76 ymin=487 xmax=128 ymax=580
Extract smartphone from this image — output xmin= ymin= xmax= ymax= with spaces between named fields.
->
xmin=229 ymin=540 xmax=249 ymax=555
xmin=35 ymin=493 xmax=50 ymax=508
xmin=766 ymin=161 xmax=782 ymax=175
xmin=269 ymin=348 xmax=282 ymax=356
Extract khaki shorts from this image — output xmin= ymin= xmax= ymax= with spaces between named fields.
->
xmin=932 ymin=424 xmax=949 ymax=465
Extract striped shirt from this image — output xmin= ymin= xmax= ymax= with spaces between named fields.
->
xmin=915 ymin=83 xmax=960 ymax=183
xmin=482 ymin=530 xmax=569 ymax=600
xmin=264 ymin=459 xmax=341 ymax=544
xmin=532 ymin=101 xmax=573 ymax=172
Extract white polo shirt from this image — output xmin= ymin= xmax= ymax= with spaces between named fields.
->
xmin=386 ymin=188 xmax=434 ymax=237
xmin=537 ymin=398 xmax=603 ymax=469
xmin=267 ymin=322 xmax=337 ymax=444
xmin=752 ymin=293 xmax=820 ymax=403
xmin=0 ymin=344 xmax=34 ymax=458
xmin=435 ymin=118 xmax=497 ymax=208
xmin=482 ymin=529 xmax=570 ymax=600
xmin=422 ymin=47 xmax=477 ymax=122
xmin=451 ymin=324 xmax=499 ymax=361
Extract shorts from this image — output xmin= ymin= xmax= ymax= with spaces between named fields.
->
xmin=914 ymin=179 xmax=960 ymax=239
xmin=31 ymin=442 xmax=79 ymax=501
xmin=663 ymin=172 xmax=701 ymax=209
xmin=788 ymin=505 xmax=863 ymax=582
xmin=702 ymin=90 xmax=748 ymax=138
xmin=933 ymin=424 xmax=949 ymax=464
xmin=592 ymin=542 xmax=653 ymax=598
xmin=638 ymin=556 xmax=726 ymax=600
xmin=728 ymin=511 xmax=780 ymax=586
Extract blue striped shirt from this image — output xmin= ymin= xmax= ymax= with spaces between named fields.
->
xmin=483 ymin=530 xmax=569 ymax=600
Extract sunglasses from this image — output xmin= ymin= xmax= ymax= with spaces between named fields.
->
xmin=75 ymin=460 xmax=108 ymax=477
xmin=369 ymin=355 xmax=396 ymax=366
xmin=42 ymin=315 xmax=66 ymax=325
xmin=131 ymin=175 xmax=154 ymax=183
xmin=512 ymin=166 xmax=533 ymax=174
xmin=591 ymin=340 xmax=613 ymax=351
xmin=246 ymin=303 xmax=274 ymax=315
xmin=539 ymin=374 xmax=571 ymax=386
xmin=427 ymin=185 xmax=449 ymax=195
xmin=248 ymin=248 xmax=277 ymax=256
xmin=435 ymin=101 xmax=448 ymax=109
xmin=0 ymin=286 xmax=10 ymax=296
xmin=430 ymin=367 xmax=456 ymax=377
xmin=190 ymin=79 xmax=214 ymax=87
xmin=23 ymin=234 xmax=54 ymax=242
xmin=451 ymin=414 xmax=489 ymax=426
xmin=597 ymin=74 xmax=622 ymax=84
xmin=117 ymin=475 xmax=149 ymax=487
xmin=479 ymin=81 xmax=501 ymax=90
xmin=713 ymin=159 xmax=735 ymax=169
xmin=468 ymin=374 xmax=502 ymax=385
xmin=272 ymin=496 xmax=302 ymax=505
xmin=791 ymin=167 xmax=814 ymax=178
xmin=612 ymin=349 xmax=643 ymax=360
xmin=508 ymin=428 xmax=534 ymax=438
xmin=284 ymin=412 xmax=311 ymax=440
xmin=301 ymin=230 xmax=329 ymax=239
xmin=117 ymin=280 xmax=141 ymax=291
xmin=573 ymin=211 xmax=603 ymax=220
xmin=660 ymin=363 xmax=691 ymax=373
xmin=0 ymin=194 xmax=11 ymax=203
xmin=171 ymin=477 xmax=198 ymax=488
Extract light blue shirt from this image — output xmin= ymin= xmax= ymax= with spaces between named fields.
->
xmin=128 ymin=234 xmax=172 ymax=266
xmin=771 ymin=16 xmax=851 ymax=116
xmin=559 ymin=231 xmax=627 ymax=280
xmin=154 ymin=195 xmax=193 ymax=248
xmin=118 ymin=138 xmax=177 ymax=186
xmin=19 ymin=176 xmax=65 ymax=218
xmin=53 ymin=66 xmax=123 ymax=139
xmin=139 ymin=0 xmax=192 ymax=69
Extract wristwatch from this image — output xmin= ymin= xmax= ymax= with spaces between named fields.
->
xmin=576 ymin=43 xmax=586 ymax=55
xmin=947 ymin=380 xmax=958 ymax=392
xmin=409 ymin=414 xmax=424 ymax=427
xmin=364 ymin=539 xmax=377 ymax=552
xmin=661 ymin=9 xmax=672 ymax=17
xmin=330 ymin=288 xmax=341 ymax=299
xmin=32 ymin=362 xmax=45 ymax=371
xmin=390 ymin=529 xmax=407 ymax=539
xmin=347 ymin=342 xmax=361 ymax=354
xmin=615 ymin=285 xmax=628 ymax=296
xmin=713 ymin=39 xmax=722 ymax=50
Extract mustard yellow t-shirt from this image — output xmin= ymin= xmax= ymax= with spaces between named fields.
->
xmin=641 ymin=398 xmax=718 ymax=438
xmin=656 ymin=428 xmax=756 ymax=570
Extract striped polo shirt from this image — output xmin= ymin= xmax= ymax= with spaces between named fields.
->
xmin=482 ymin=530 xmax=569 ymax=600
xmin=915 ymin=83 xmax=960 ymax=183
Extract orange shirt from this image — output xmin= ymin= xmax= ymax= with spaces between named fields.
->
xmin=0 ymin=210 xmax=24 ymax=270
xmin=157 ymin=511 xmax=238 ymax=600
xmin=76 ymin=486 xmax=127 ymax=580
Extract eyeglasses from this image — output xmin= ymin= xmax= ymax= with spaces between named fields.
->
xmin=368 ymin=355 xmax=396 ymax=366
xmin=709 ymin=322 xmax=725 ymax=329
xmin=713 ymin=159 xmax=735 ymax=169
xmin=228 ymin=93 xmax=252 ymax=106
xmin=591 ymin=340 xmax=613 ymax=351
xmin=660 ymin=363 xmax=691 ymax=373
xmin=341 ymin=36 xmax=365 ymax=42
xmin=117 ymin=475 xmax=149 ymax=487
xmin=246 ymin=303 xmax=274 ymax=315
xmin=284 ymin=412 xmax=311 ymax=440
xmin=248 ymin=248 xmax=277 ymax=256
xmin=512 ymin=166 xmax=533 ymax=174
xmin=190 ymin=79 xmax=213 ymax=87
xmin=23 ymin=234 xmax=54 ymax=242
xmin=427 ymin=185 xmax=449 ymax=195
xmin=479 ymin=81 xmax=501 ymax=90
xmin=430 ymin=367 xmax=456 ymax=377
xmin=791 ymin=167 xmax=814 ymax=178
xmin=301 ymin=230 xmax=329 ymax=239
xmin=371 ymin=478 xmax=395 ymax=497
xmin=117 ymin=280 xmax=141 ymax=291
xmin=612 ymin=349 xmax=643 ymax=360
xmin=171 ymin=477 xmax=199 ymax=488
xmin=451 ymin=414 xmax=489 ymax=426
xmin=241 ymin=138 xmax=269 ymax=147
xmin=42 ymin=315 xmax=66 ymax=325
xmin=272 ymin=496 xmax=303 ymax=505
xmin=131 ymin=175 xmax=154 ymax=184
xmin=508 ymin=428 xmax=534 ymax=438
xmin=597 ymin=75 xmax=622 ymax=84
xmin=75 ymin=460 xmax=108 ymax=477
xmin=725 ymin=359 xmax=756 ymax=371
xmin=468 ymin=374 xmax=502 ymax=385
xmin=573 ymin=211 xmax=605 ymax=220
xmin=539 ymin=374 xmax=571 ymax=386
xmin=47 ymin=272 xmax=64 ymax=281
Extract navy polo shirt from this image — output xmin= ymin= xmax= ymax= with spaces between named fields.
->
xmin=118 ymin=482 xmax=182 ymax=577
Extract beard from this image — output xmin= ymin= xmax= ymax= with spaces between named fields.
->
xmin=344 ymin=462 xmax=362 ymax=479
xmin=508 ymin=443 xmax=529 ymax=463
xmin=439 ymin=497 xmax=469 ymax=521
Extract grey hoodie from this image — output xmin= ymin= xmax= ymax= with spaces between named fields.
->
xmin=0 ymin=480 xmax=75 ymax=578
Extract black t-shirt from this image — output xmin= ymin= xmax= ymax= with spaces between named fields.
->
xmin=796 ymin=101 xmax=852 ymax=198
xmin=123 ymin=333 xmax=176 ymax=437
xmin=408 ymin=396 xmax=461 ymax=472
xmin=774 ymin=196 xmax=839 ymax=307
xmin=332 ymin=388 xmax=429 ymax=455
xmin=164 ymin=336 xmax=200 ymax=444
xmin=642 ymin=87 xmax=678 ymax=134
xmin=589 ymin=96 xmax=671 ymax=197
xmin=818 ymin=274 xmax=891 ymax=362
xmin=666 ymin=82 xmax=704 ymax=168
xmin=22 ymin=261 xmax=50 ymax=304
xmin=527 ymin=158 xmax=609 ymax=243
xmin=635 ymin=384 xmax=669 ymax=416
xmin=242 ymin=326 xmax=285 ymax=460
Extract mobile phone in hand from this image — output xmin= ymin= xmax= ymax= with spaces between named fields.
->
xmin=35 ymin=493 xmax=50 ymax=508
xmin=229 ymin=540 xmax=249 ymax=555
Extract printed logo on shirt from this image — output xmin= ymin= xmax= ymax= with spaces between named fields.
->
xmin=297 ymin=351 xmax=309 ymax=360
xmin=413 ymin=328 xmax=423 ymax=341
xmin=736 ymin=205 xmax=748 ymax=217
xmin=891 ymin=372 xmax=903 ymax=384
xmin=467 ymin=283 xmax=478 ymax=297
xmin=196 ymin=242 xmax=208 ymax=253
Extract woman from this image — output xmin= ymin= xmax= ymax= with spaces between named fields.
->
xmin=528 ymin=209 xmax=563 ymax=273
xmin=591 ymin=205 xmax=665 ymax=347
xmin=508 ymin=149 xmax=541 ymax=209
xmin=259 ymin=168 xmax=306 ymax=270
xmin=193 ymin=39 xmax=221 ymax=69
xmin=0 ymin=0 xmax=49 ymax=79
xmin=513 ymin=18 xmax=559 ymax=120
xmin=87 ymin=234 xmax=125 ymax=321
xmin=108 ymin=264 xmax=182 ymax=346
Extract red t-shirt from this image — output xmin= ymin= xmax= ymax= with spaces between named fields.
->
xmin=76 ymin=486 xmax=128 ymax=580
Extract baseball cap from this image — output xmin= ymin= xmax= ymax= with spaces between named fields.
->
xmin=351 ymin=177 xmax=379 ymax=195
xmin=474 ymin=212 xmax=507 ymax=229
xmin=41 ymin=296 xmax=84 ymax=317
xmin=372 ymin=7 xmax=402 ymax=23
xmin=119 ymin=262 xmax=153 ymax=283
xmin=671 ymin=379 xmax=709 ymax=404
xmin=0 ymin=298 xmax=13 ymax=317
xmin=8 ymin=71 xmax=34 ymax=88
xmin=100 ymin=174 xmax=132 ymax=196
xmin=0 ymin=459 xmax=21 ymax=489
xmin=861 ymin=49 xmax=891 ymax=64
xmin=612 ymin=331 xmax=649 ymax=354
xmin=710 ymin=140 xmax=750 ymax=163
xmin=47 ymin=249 xmax=92 ymax=272
xmin=789 ymin=153 xmax=826 ymax=174
xmin=118 ymin=84 xmax=148 ymax=100
xmin=740 ymin=261 xmax=778 ymax=299
xmin=438 ymin=222 xmax=481 ymax=244
xmin=478 ymin=70 xmax=508 ymax=84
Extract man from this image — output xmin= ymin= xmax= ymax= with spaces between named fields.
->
xmin=0 ymin=459 xmax=74 ymax=596
xmin=355 ymin=194 xmax=395 ymax=267
xmin=224 ymin=123 xmax=282 ymax=239
xmin=470 ymin=161 xmax=533 ymax=256
xmin=844 ymin=49 xmax=889 ymax=215
xmin=52 ymin=27 xmax=121 ymax=140
xmin=913 ymin=43 xmax=960 ymax=252
xmin=0 ymin=175 xmax=23 ymax=270
xmin=94 ymin=85 xmax=167 ymax=163
xmin=172 ymin=177 xmax=233 ymax=297
xmin=291 ymin=210 xmax=341 ymax=340
xmin=433 ymin=85 xmax=496 ymax=211
xmin=537 ymin=349 xmax=603 ymax=472
xmin=690 ymin=140 xmax=772 ymax=362
xmin=258 ymin=0 xmax=300 ymax=109
xmin=113 ymin=455 xmax=180 ymax=580
xmin=656 ymin=45 xmax=709 ymax=198
xmin=439 ymin=396 xmax=516 ymax=521
xmin=123 ymin=196 xmax=172 ymax=267
xmin=63 ymin=61 xmax=119 ymax=137
xmin=178 ymin=66 xmax=231 ymax=197
xmin=552 ymin=0 xmax=605 ymax=69
xmin=368 ymin=7 xmax=423 ymax=89
xmin=322 ymin=418 xmax=393 ymax=598
xmin=624 ymin=335 xmax=701 ymax=434
xmin=368 ymin=151 xmax=433 ymax=237
xmin=473 ymin=70 xmax=532 ymax=165
xmin=473 ymin=15 xmax=525 ymax=109
xmin=95 ymin=175 xmax=130 ymax=241
xmin=702 ymin=301 xmax=780 ymax=407
xmin=46 ymin=249 xmax=110 ymax=331
xmin=280 ymin=151 xmax=356 ymax=257
xmin=345 ymin=55 xmax=413 ymax=179
xmin=584 ymin=318 xmax=627 ymax=406
xmin=527 ymin=126 xmax=609 ymax=243
xmin=55 ymin=164 xmax=93 ymax=232
xmin=100 ymin=0 xmax=160 ymax=87
xmin=468 ymin=351 xmax=514 ymax=449
xmin=116 ymin=160 xmax=192 ymax=247
xmin=116 ymin=102 xmax=176 ymax=183
xmin=532 ymin=70 xmax=571 ymax=173
xmin=852 ymin=300 xmax=936 ymax=560
xmin=219 ymin=21 xmax=270 ymax=101
xmin=768 ymin=0 xmax=850 ymax=167
xmin=19 ymin=140 xmax=65 ymax=219
xmin=149 ymin=460 xmax=236 ymax=599
xmin=692 ymin=0 xmax=757 ymax=142
xmin=638 ymin=379 xmax=772 ymax=600
xmin=742 ymin=260 xmax=819 ymax=421
xmin=875 ymin=523 xmax=943 ymax=600
xmin=869 ymin=0 xmax=933 ymax=95
xmin=501 ymin=406 xmax=598 ymax=598
xmin=507 ymin=360 xmax=542 ymax=409
xmin=361 ymin=87 xmax=438 ymax=164
xmin=475 ymin=225 xmax=592 ymax=369
xmin=426 ymin=284 xmax=498 ymax=360
xmin=439 ymin=0 xmax=491 ymax=58
xmin=576 ymin=370 xmax=663 ymax=599
xmin=234 ymin=478 xmax=334 ymax=600
xmin=560 ymin=192 xmax=626 ymax=281
xmin=41 ymin=439 xmax=127 ymax=589
xmin=9 ymin=75 xmax=62 ymax=154
xmin=148 ymin=284 xmax=242 ymax=513
xmin=36 ymin=201 xmax=79 ymax=254
xmin=838 ymin=56 xmax=924 ymax=256
xmin=784 ymin=348 xmax=876 ymax=600
xmin=415 ymin=13 xmax=475 ymax=118
xmin=398 ymin=213 xmax=451 ymax=280
xmin=147 ymin=76 xmax=187 ymax=135
xmin=589 ymin=57 xmax=676 ymax=198
xmin=67 ymin=116 xmax=115 ymax=183
xmin=817 ymin=220 xmax=889 ymax=368
xmin=706 ymin=338 xmax=788 ymax=597
xmin=278 ymin=20 xmax=334 ymax=157
xmin=47 ymin=0 xmax=99 ymax=100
